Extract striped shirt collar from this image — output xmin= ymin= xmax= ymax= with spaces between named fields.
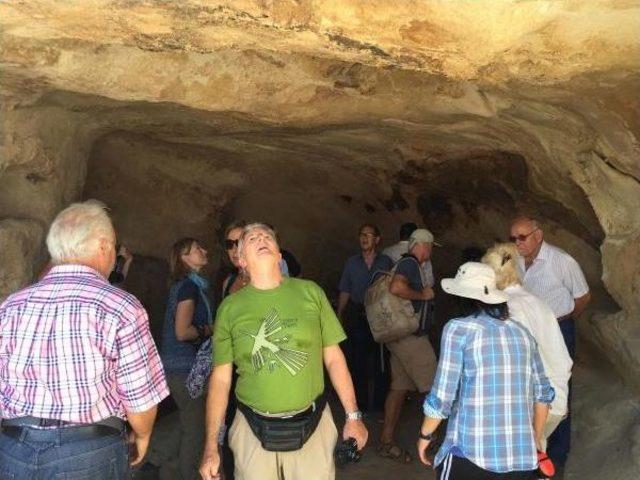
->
xmin=45 ymin=263 xmax=106 ymax=281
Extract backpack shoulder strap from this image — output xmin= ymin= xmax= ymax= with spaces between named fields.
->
xmin=369 ymin=264 xmax=395 ymax=286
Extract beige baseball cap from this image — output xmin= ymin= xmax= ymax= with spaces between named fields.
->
xmin=408 ymin=228 xmax=441 ymax=249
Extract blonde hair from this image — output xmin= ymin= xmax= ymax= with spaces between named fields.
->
xmin=482 ymin=242 xmax=521 ymax=290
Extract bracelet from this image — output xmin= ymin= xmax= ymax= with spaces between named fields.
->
xmin=418 ymin=430 xmax=434 ymax=441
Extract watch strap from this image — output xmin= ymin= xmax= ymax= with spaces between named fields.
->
xmin=419 ymin=430 xmax=434 ymax=441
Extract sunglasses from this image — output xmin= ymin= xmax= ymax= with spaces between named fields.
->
xmin=224 ymin=239 xmax=239 ymax=250
xmin=509 ymin=228 xmax=539 ymax=243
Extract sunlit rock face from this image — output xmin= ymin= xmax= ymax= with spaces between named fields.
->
xmin=1 ymin=3 xmax=639 ymax=472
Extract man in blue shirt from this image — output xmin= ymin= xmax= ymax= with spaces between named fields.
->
xmin=338 ymin=223 xmax=393 ymax=412
xmin=417 ymin=262 xmax=554 ymax=480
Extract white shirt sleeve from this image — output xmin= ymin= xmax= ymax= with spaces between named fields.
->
xmin=560 ymin=255 xmax=589 ymax=298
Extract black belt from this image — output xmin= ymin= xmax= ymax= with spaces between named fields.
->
xmin=1 ymin=416 xmax=125 ymax=441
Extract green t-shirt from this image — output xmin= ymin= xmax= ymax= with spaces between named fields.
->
xmin=213 ymin=277 xmax=346 ymax=414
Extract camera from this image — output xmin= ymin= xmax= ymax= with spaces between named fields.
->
xmin=334 ymin=437 xmax=361 ymax=467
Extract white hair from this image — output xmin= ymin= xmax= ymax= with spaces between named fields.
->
xmin=46 ymin=200 xmax=115 ymax=264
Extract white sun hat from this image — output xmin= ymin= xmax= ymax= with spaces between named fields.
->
xmin=441 ymin=262 xmax=509 ymax=304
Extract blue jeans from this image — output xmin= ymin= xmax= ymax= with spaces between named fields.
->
xmin=547 ymin=317 xmax=576 ymax=466
xmin=0 ymin=426 xmax=129 ymax=479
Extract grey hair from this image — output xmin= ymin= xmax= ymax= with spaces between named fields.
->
xmin=482 ymin=242 xmax=522 ymax=290
xmin=237 ymin=222 xmax=280 ymax=257
xmin=511 ymin=215 xmax=540 ymax=230
xmin=46 ymin=200 xmax=115 ymax=264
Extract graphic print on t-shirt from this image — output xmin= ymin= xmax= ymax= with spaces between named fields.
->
xmin=242 ymin=307 xmax=309 ymax=376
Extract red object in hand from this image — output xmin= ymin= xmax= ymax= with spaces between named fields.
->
xmin=537 ymin=450 xmax=555 ymax=477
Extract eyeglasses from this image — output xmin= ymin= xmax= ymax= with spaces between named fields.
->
xmin=509 ymin=228 xmax=539 ymax=243
xmin=359 ymin=232 xmax=377 ymax=238
xmin=224 ymin=239 xmax=239 ymax=250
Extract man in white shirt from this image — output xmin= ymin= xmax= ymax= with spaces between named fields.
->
xmin=509 ymin=216 xmax=591 ymax=467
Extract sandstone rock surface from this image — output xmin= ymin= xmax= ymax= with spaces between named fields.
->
xmin=0 ymin=219 xmax=45 ymax=297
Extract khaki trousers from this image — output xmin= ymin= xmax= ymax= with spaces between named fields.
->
xmin=229 ymin=406 xmax=338 ymax=480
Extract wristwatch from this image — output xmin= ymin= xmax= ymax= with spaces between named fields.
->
xmin=418 ymin=430 xmax=434 ymax=441
xmin=345 ymin=410 xmax=363 ymax=421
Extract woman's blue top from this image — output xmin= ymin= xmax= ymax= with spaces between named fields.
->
xmin=161 ymin=273 xmax=212 ymax=375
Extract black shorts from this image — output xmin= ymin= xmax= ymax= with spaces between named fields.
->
xmin=437 ymin=454 xmax=535 ymax=480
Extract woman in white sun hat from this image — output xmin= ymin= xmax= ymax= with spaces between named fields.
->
xmin=416 ymin=262 xmax=555 ymax=480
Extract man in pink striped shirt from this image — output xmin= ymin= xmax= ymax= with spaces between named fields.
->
xmin=0 ymin=200 xmax=169 ymax=479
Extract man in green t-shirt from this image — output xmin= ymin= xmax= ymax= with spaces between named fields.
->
xmin=199 ymin=223 xmax=368 ymax=480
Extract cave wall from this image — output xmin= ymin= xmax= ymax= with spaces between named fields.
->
xmin=0 ymin=101 xmax=99 ymax=292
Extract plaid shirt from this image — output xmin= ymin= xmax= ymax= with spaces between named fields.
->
xmin=424 ymin=312 xmax=554 ymax=473
xmin=0 ymin=265 xmax=169 ymax=423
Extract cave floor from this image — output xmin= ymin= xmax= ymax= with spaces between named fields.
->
xmin=140 ymin=347 xmax=639 ymax=480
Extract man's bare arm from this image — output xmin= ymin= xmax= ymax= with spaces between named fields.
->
xmin=323 ymin=345 xmax=368 ymax=449
xmin=127 ymin=405 xmax=158 ymax=465
xmin=389 ymin=274 xmax=433 ymax=301
xmin=199 ymin=363 xmax=233 ymax=480
xmin=337 ymin=291 xmax=350 ymax=320
xmin=572 ymin=292 xmax=591 ymax=318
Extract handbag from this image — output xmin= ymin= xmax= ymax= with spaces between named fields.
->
xmin=186 ymin=338 xmax=212 ymax=399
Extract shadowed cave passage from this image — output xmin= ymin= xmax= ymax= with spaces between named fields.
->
xmin=63 ymin=91 xmax=608 ymax=329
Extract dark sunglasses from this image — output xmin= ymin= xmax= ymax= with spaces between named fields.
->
xmin=509 ymin=228 xmax=539 ymax=243
xmin=224 ymin=239 xmax=239 ymax=250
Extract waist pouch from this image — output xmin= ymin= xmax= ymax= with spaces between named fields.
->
xmin=237 ymin=394 xmax=326 ymax=452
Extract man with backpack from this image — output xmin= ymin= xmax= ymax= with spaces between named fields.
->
xmin=377 ymin=228 xmax=438 ymax=464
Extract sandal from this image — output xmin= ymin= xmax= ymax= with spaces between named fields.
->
xmin=377 ymin=442 xmax=412 ymax=463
